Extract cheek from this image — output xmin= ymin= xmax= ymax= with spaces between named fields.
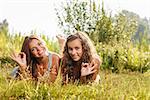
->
xmin=30 ymin=51 xmax=37 ymax=57
xmin=31 ymin=52 xmax=36 ymax=57
xmin=41 ymin=45 xmax=47 ymax=52
xmin=79 ymin=49 xmax=83 ymax=56
xmin=68 ymin=50 xmax=72 ymax=55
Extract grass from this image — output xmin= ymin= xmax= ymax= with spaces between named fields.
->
xmin=0 ymin=68 xmax=149 ymax=100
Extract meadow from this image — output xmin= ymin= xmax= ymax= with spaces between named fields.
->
xmin=0 ymin=29 xmax=149 ymax=99
xmin=0 ymin=67 xmax=149 ymax=99
xmin=0 ymin=1 xmax=150 ymax=98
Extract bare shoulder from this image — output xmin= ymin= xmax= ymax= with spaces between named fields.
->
xmin=50 ymin=52 xmax=60 ymax=68
xmin=49 ymin=52 xmax=60 ymax=59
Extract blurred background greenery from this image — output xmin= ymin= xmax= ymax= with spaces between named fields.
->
xmin=55 ymin=0 xmax=150 ymax=73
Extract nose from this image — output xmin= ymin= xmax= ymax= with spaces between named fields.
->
xmin=36 ymin=45 xmax=42 ymax=51
xmin=71 ymin=49 xmax=76 ymax=55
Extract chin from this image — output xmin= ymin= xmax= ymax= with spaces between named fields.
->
xmin=41 ymin=51 xmax=48 ymax=56
xmin=73 ymin=58 xmax=80 ymax=62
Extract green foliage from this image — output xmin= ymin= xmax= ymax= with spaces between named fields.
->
xmin=0 ymin=69 xmax=149 ymax=99
xmin=55 ymin=0 xmax=100 ymax=35
xmin=41 ymin=35 xmax=59 ymax=53
xmin=55 ymin=0 xmax=150 ymax=72
xmin=97 ymin=43 xmax=150 ymax=73
xmin=0 ymin=20 xmax=24 ymax=56
xmin=133 ymin=17 xmax=150 ymax=50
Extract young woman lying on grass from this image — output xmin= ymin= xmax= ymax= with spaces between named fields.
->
xmin=59 ymin=31 xmax=101 ymax=84
xmin=10 ymin=35 xmax=60 ymax=83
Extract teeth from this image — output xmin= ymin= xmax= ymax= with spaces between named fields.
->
xmin=39 ymin=50 xmax=43 ymax=55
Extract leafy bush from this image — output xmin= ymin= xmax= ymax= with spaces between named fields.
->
xmin=55 ymin=0 xmax=150 ymax=72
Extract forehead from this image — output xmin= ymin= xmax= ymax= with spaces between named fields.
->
xmin=67 ymin=38 xmax=82 ymax=47
xmin=29 ymin=38 xmax=40 ymax=47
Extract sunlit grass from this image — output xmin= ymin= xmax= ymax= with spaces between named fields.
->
xmin=0 ymin=68 xmax=149 ymax=99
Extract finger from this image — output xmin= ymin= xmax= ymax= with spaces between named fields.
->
xmin=82 ymin=63 xmax=89 ymax=67
xmin=38 ymin=72 xmax=42 ymax=77
xmin=56 ymin=34 xmax=66 ymax=42
xmin=10 ymin=55 xmax=15 ymax=61
xmin=10 ymin=53 xmax=18 ymax=61
xmin=93 ymin=63 xmax=98 ymax=70
xmin=56 ymin=35 xmax=59 ymax=39
xmin=90 ymin=69 xmax=97 ymax=74
xmin=90 ymin=66 xmax=95 ymax=71
xmin=90 ymin=64 xmax=98 ymax=71
xmin=81 ymin=62 xmax=85 ymax=67
xmin=11 ymin=52 xmax=17 ymax=58
xmin=10 ymin=53 xmax=14 ymax=58
xmin=18 ymin=54 xmax=22 ymax=58
xmin=90 ymin=60 xmax=95 ymax=67
xmin=20 ymin=52 xmax=26 ymax=58
xmin=56 ymin=34 xmax=63 ymax=40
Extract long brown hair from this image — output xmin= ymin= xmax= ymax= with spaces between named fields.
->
xmin=62 ymin=31 xmax=97 ymax=81
xmin=21 ymin=35 xmax=48 ymax=78
xmin=21 ymin=35 xmax=47 ymax=65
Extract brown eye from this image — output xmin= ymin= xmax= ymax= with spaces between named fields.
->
xmin=75 ymin=47 xmax=80 ymax=50
xmin=68 ymin=47 xmax=73 ymax=51
xmin=31 ymin=47 xmax=36 ymax=52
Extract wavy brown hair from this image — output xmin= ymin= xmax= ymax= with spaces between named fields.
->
xmin=61 ymin=31 xmax=97 ymax=82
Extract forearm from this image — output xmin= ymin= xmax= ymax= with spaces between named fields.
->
xmin=59 ymin=43 xmax=65 ymax=57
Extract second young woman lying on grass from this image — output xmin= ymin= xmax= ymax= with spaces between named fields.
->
xmin=60 ymin=31 xmax=101 ymax=84
xmin=10 ymin=35 xmax=60 ymax=83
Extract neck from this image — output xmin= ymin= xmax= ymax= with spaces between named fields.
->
xmin=72 ymin=60 xmax=82 ymax=67
xmin=36 ymin=55 xmax=49 ymax=66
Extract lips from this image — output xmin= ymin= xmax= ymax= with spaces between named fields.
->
xmin=72 ymin=56 xmax=80 ymax=61
xmin=38 ymin=50 xmax=44 ymax=55
xmin=72 ymin=55 xmax=77 ymax=59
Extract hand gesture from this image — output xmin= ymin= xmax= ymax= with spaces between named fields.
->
xmin=56 ymin=34 xmax=66 ymax=45
xmin=10 ymin=52 xmax=27 ymax=71
xmin=81 ymin=61 xmax=97 ymax=77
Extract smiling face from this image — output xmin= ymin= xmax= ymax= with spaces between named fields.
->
xmin=67 ymin=38 xmax=83 ymax=61
xmin=29 ymin=39 xmax=48 ymax=58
